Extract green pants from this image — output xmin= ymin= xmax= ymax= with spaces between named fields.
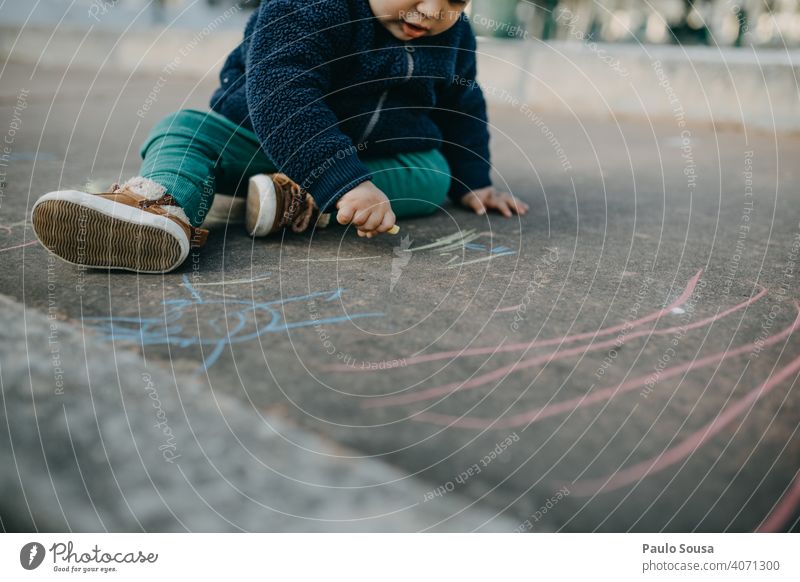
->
xmin=140 ymin=109 xmax=452 ymax=227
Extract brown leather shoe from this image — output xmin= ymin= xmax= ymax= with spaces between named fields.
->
xmin=246 ymin=173 xmax=329 ymax=237
xmin=32 ymin=186 xmax=208 ymax=273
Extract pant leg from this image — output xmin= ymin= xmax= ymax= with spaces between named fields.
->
xmin=361 ymin=149 xmax=452 ymax=220
xmin=139 ymin=109 xmax=276 ymax=227
xmin=140 ymin=109 xmax=451 ymax=226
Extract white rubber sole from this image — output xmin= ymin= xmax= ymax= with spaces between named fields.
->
xmin=246 ymin=174 xmax=277 ymax=237
xmin=31 ymin=190 xmax=190 ymax=273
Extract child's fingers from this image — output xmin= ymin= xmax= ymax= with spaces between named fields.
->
xmin=503 ymin=197 xmax=522 ymax=216
xmin=463 ymin=193 xmax=486 ymax=215
xmin=337 ymin=204 xmax=356 ymax=225
xmin=376 ymin=210 xmax=397 ymax=233
xmin=463 ymin=189 xmax=529 ymax=217
xmin=357 ymin=215 xmax=395 ymax=237
xmin=505 ymin=194 xmax=528 ymax=215
xmin=492 ymin=192 xmax=528 ymax=217
xmin=361 ymin=209 xmax=384 ymax=233
xmin=496 ymin=199 xmax=513 ymax=217
xmin=351 ymin=208 xmax=372 ymax=228
xmin=486 ymin=193 xmax=512 ymax=217
xmin=514 ymin=198 xmax=529 ymax=214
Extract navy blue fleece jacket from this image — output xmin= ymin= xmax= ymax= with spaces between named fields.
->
xmin=210 ymin=0 xmax=492 ymax=212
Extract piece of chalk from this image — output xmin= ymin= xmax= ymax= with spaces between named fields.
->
xmin=388 ymin=225 xmax=400 ymax=235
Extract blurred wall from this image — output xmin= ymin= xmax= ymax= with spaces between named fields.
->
xmin=470 ymin=0 xmax=800 ymax=48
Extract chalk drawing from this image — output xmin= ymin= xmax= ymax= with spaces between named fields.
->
xmin=565 ymin=332 xmax=800 ymax=496
xmin=433 ymin=231 xmax=484 ymax=253
xmin=0 ymin=219 xmax=38 ymax=253
xmin=362 ymin=279 xmax=767 ymax=409
xmin=331 ymin=270 xmax=705 ymax=373
xmin=184 ymin=273 xmax=271 ymax=286
xmin=390 ymin=235 xmax=413 ymax=293
xmin=757 ymin=473 xmax=800 ymax=532
xmin=0 ymin=219 xmax=31 ymax=235
xmin=291 ymin=229 xmax=516 ymax=269
xmin=414 ymin=295 xmax=795 ymax=429
xmin=494 ymin=304 xmax=522 ymax=313
xmin=444 ymin=255 xmax=459 ymax=265
xmin=447 ymin=251 xmax=517 ymax=269
xmin=294 ymin=256 xmax=382 ymax=263
xmin=0 ymin=240 xmax=37 ymax=253
xmin=199 ymin=288 xmax=240 ymax=300
xmin=409 ymin=229 xmax=481 ymax=252
xmin=86 ymin=275 xmax=384 ymax=372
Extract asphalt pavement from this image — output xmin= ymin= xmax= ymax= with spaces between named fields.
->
xmin=1 ymin=61 xmax=798 ymax=532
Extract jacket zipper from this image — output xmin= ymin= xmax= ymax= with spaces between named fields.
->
xmin=358 ymin=44 xmax=415 ymax=143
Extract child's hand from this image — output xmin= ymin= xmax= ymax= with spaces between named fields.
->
xmin=336 ymin=181 xmax=397 ymax=238
xmin=460 ymin=186 xmax=529 ymax=218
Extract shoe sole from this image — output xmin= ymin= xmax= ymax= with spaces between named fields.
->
xmin=246 ymin=174 xmax=277 ymax=237
xmin=32 ymin=190 xmax=189 ymax=273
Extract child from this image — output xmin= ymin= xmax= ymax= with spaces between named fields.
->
xmin=32 ymin=0 xmax=528 ymax=273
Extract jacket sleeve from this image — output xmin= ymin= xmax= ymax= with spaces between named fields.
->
xmin=245 ymin=0 xmax=372 ymax=211
xmin=430 ymin=22 xmax=493 ymax=202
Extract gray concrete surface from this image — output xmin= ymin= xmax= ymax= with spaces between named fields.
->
xmin=1 ymin=59 xmax=799 ymax=532
xmin=0 ymin=296 xmax=516 ymax=532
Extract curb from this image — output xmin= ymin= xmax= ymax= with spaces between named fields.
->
xmin=0 ymin=293 xmax=518 ymax=532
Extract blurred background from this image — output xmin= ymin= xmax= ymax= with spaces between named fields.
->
xmin=3 ymin=0 xmax=800 ymax=48
xmin=474 ymin=0 xmax=800 ymax=48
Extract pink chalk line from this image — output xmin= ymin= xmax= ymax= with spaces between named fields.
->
xmin=494 ymin=305 xmax=522 ymax=313
xmin=414 ymin=292 xmax=792 ymax=429
xmin=0 ymin=240 xmax=37 ymax=253
xmin=564 ymin=323 xmax=800 ymax=497
xmin=362 ymin=281 xmax=765 ymax=410
xmin=330 ymin=270 xmax=703 ymax=373
xmin=756 ymin=473 xmax=800 ymax=532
